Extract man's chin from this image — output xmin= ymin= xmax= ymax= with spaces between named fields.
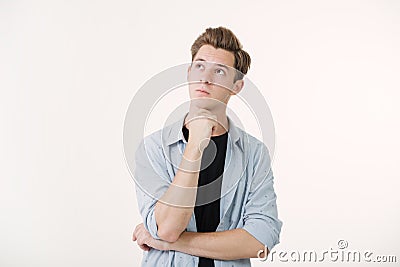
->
xmin=193 ymin=103 xmax=214 ymax=111
xmin=189 ymin=97 xmax=228 ymax=115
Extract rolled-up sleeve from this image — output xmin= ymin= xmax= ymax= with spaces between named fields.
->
xmin=133 ymin=136 xmax=171 ymax=240
xmin=242 ymin=142 xmax=282 ymax=251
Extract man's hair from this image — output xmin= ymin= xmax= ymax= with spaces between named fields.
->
xmin=191 ymin=27 xmax=251 ymax=81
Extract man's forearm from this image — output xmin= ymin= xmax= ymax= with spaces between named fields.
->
xmin=169 ymin=228 xmax=268 ymax=261
xmin=154 ymin=143 xmax=201 ymax=242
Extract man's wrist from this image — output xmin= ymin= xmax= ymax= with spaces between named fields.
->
xmin=178 ymin=144 xmax=202 ymax=173
xmin=168 ymin=232 xmax=186 ymax=251
xmin=184 ymin=142 xmax=202 ymax=160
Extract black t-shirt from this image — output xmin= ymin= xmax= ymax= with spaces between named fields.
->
xmin=182 ymin=125 xmax=228 ymax=267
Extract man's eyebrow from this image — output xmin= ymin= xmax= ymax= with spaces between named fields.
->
xmin=193 ymin=58 xmax=230 ymax=71
xmin=215 ymin=63 xmax=229 ymax=71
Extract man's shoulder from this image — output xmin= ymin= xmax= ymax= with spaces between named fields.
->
xmin=142 ymin=129 xmax=163 ymax=144
xmin=140 ymin=120 xmax=178 ymax=148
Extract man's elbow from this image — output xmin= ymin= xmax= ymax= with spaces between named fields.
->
xmin=157 ymin=227 xmax=181 ymax=243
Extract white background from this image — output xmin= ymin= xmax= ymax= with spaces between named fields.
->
xmin=1 ymin=0 xmax=399 ymax=266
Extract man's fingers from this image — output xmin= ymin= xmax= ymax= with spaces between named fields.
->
xmin=134 ymin=223 xmax=143 ymax=232
xmin=139 ymin=244 xmax=151 ymax=251
xmin=136 ymin=232 xmax=149 ymax=247
xmin=137 ymin=238 xmax=145 ymax=246
xmin=132 ymin=230 xmax=136 ymax=241
xmin=132 ymin=226 xmax=139 ymax=241
xmin=133 ymin=223 xmax=154 ymax=252
xmin=132 ymin=223 xmax=145 ymax=241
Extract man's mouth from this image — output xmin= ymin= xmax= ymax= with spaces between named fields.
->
xmin=196 ymin=89 xmax=210 ymax=95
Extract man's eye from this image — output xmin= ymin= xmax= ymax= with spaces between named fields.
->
xmin=215 ymin=69 xmax=225 ymax=75
xmin=195 ymin=63 xmax=205 ymax=69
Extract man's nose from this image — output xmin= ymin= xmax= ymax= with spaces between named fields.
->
xmin=200 ymin=78 xmax=211 ymax=85
xmin=199 ymin=70 xmax=213 ymax=84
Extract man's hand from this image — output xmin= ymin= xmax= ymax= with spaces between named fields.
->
xmin=185 ymin=109 xmax=218 ymax=152
xmin=132 ymin=223 xmax=170 ymax=252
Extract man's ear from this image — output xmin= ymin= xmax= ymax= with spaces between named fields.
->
xmin=231 ymin=79 xmax=244 ymax=95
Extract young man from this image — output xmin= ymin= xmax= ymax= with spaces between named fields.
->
xmin=132 ymin=27 xmax=282 ymax=267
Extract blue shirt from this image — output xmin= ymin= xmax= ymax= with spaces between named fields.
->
xmin=134 ymin=113 xmax=282 ymax=267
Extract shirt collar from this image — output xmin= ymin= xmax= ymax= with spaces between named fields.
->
xmin=162 ymin=112 xmax=242 ymax=148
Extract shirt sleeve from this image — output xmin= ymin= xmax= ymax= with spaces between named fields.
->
xmin=133 ymin=136 xmax=171 ymax=240
xmin=241 ymin=142 xmax=283 ymax=252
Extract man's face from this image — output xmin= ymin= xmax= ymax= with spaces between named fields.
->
xmin=187 ymin=45 xmax=243 ymax=110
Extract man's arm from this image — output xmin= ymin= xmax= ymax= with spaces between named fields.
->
xmin=133 ymin=224 xmax=267 ymax=260
xmin=157 ymin=141 xmax=276 ymax=258
xmin=135 ymin=140 xmax=281 ymax=257
xmin=153 ymin=142 xmax=202 ymax=242
xmin=153 ymin=111 xmax=218 ymax=242
xmin=169 ymin=229 xmax=268 ymax=260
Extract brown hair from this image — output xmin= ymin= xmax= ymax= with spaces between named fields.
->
xmin=191 ymin=27 xmax=251 ymax=81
